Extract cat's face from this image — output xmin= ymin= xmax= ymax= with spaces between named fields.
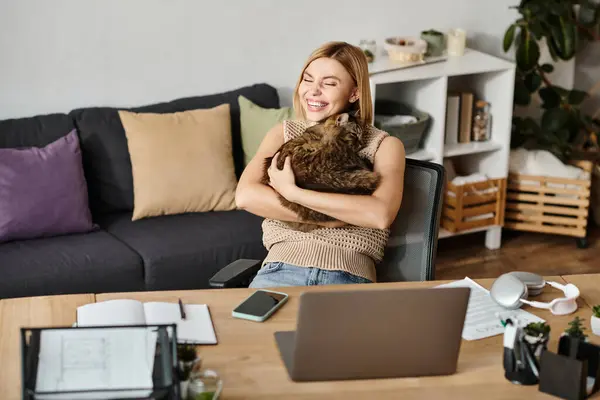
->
xmin=310 ymin=113 xmax=364 ymax=147
xmin=298 ymin=57 xmax=358 ymax=123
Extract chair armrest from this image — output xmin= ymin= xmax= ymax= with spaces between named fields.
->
xmin=209 ymin=259 xmax=263 ymax=288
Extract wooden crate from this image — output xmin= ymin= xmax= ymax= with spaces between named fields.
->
xmin=504 ymin=161 xmax=593 ymax=240
xmin=442 ymin=178 xmax=506 ymax=233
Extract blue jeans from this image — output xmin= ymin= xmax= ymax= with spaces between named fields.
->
xmin=248 ymin=262 xmax=372 ymax=288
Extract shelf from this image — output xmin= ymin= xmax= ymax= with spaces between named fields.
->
xmin=369 ymin=48 xmax=514 ymax=85
xmin=438 ymin=225 xmax=500 ymax=239
xmin=406 ymin=149 xmax=435 ymax=161
xmin=443 ymin=141 xmax=502 ymax=157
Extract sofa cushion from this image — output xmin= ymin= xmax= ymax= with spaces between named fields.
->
xmin=238 ymin=95 xmax=293 ymax=167
xmin=97 ymin=210 xmax=267 ymax=291
xmin=0 ymin=129 xmax=96 ymax=243
xmin=70 ymin=83 xmax=280 ymax=215
xmin=118 ymin=105 xmax=237 ymax=221
xmin=0 ymin=230 xmax=145 ymax=298
xmin=0 ymin=112 xmax=75 ymax=149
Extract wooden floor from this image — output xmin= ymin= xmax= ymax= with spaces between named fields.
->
xmin=435 ymin=224 xmax=600 ymax=280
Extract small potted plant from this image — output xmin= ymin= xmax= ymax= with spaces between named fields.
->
xmin=420 ymin=29 xmax=445 ymax=57
xmin=560 ymin=316 xmax=588 ymax=357
xmin=177 ymin=344 xmax=202 ymax=399
xmin=523 ymin=321 xmax=551 ymax=360
xmin=592 ymin=305 xmax=600 ymax=336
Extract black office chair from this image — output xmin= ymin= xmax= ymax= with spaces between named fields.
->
xmin=209 ymin=159 xmax=445 ymax=288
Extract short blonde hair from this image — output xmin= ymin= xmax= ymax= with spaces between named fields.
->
xmin=293 ymin=41 xmax=373 ymax=125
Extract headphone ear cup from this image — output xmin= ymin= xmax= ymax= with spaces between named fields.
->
xmin=490 ymin=273 xmax=529 ymax=310
xmin=521 ymin=283 xmax=529 ymax=302
xmin=508 ymin=271 xmax=546 ymax=296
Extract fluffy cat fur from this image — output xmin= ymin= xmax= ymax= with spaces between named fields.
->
xmin=261 ymin=113 xmax=380 ymax=231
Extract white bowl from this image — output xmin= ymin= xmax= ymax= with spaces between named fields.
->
xmin=383 ymin=37 xmax=427 ymax=62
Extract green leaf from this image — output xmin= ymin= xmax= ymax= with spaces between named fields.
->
xmin=529 ymin=21 xmax=546 ymax=39
xmin=504 ymin=25 xmax=517 ymax=52
xmin=546 ymin=37 xmax=560 ymax=62
xmin=568 ymin=89 xmax=588 ymax=105
xmin=555 ymin=129 xmax=571 ymax=143
xmin=524 ymin=72 xmax=542 ymax=92
xmin=548 ymin=2 xmax=566 ymax=15
xmin=523 ymin=117 xmax=542 ymax=135
xmin=514 ymin=78 xmax=532 ymax=106
xmin=516 ymin=30 xmax=541 ymax=72
xmin=541 ymin=63 xmax=554 ymax=73
xmin=542 ymin=108 xmax=570 ymax=132
xmin=547 ymin=14 xmax=577 ymax=60
xmin=539 ymin=87 xmax=562 ymax=108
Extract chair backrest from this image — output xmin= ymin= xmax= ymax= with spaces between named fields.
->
xmin=376 ymin=158 xmax=445 ymax=282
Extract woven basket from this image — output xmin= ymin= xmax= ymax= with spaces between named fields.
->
xmin=374 ymin=99 xmax=431 ymax=153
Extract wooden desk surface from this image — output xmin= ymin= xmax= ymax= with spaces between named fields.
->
xmin=562 ymin=273 xmax=600 ymax=308
xmin=2 ymin=275 xmax=599 ymax=400
xmin=0 ymin=294 xmax=95 ymax=400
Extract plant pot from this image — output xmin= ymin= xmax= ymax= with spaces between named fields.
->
xmin=178 ymin=356 xmax=203 ymax=399
xmin=180 ymin=380 xmax=190 ymax=400
xmin=523 ymin=333 xmax=550 ymax=361
xmin=420 ymin=30 xmax=445 ymax=57
xmin=592 ymin=315 xmax=600 ymax=336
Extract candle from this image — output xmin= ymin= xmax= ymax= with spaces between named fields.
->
xmin=447 ymin=28 xmax=466 ymax=56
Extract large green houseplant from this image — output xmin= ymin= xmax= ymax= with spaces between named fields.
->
xmin=503 ymin=0 xmax=600 ymax=162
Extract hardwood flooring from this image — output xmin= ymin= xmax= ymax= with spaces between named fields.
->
xmin=434 ymin=224 xmax=600 ymax=280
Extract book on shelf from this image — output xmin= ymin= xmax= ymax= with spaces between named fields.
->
xmin=459 ymin=92 xmax=474 ymax=144
xmin=445 ymin=93 xmax=460 ymax=145
xmin=444 ymin=91 xmax=476 ymax=145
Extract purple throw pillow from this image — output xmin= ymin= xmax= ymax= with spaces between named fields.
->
xmin=0 ymin=129 xmax=95 ymax=243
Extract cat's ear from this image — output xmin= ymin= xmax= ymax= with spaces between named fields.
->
xmin=335 ymin=113 xmax=350 ymax=126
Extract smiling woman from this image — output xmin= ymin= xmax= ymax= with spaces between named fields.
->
xmin=294 ymin=47 xmax=371 ymax=124
xmin=235 ymin=41 xmax=406 ymax=288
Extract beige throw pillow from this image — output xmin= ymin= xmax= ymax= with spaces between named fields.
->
xmin=119 ymin=104 xmax=237 ymax=221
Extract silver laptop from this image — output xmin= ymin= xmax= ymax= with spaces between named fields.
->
xmin=274 ymin=286 xmax=470 ymax=382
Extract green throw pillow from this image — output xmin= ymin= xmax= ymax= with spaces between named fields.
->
xmin=238 ymin=95 xmax=294 ymax=167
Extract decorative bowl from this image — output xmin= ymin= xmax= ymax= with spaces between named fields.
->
xmin=383 ymin=36 xmax=427 ymax=62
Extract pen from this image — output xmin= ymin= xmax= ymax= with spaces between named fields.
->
xmin=178 ymin=298 xmax=187 ymax=320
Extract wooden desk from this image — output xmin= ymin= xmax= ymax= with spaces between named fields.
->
xmin=562 ymin=273 xmax=600 ymax=308
xmin=0 ymin=294 xmax=95 ymax=400
xmin=2 ymin=275 xmax=599 ymax=399
xmin=97 ymin=275 xmax=600 ymax=400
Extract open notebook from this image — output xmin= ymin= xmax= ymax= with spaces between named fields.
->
xmin=76 ymin=299 xmax=218 ymax=344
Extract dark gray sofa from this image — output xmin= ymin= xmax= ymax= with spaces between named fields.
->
xmin=0 ymin=83 xmax=278 ymax=298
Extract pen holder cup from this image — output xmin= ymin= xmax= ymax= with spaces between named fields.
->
xmin=503 ymin=324 xmax=550 ymax=386
xmin=538 ymin=335 xmax=600 ymax=399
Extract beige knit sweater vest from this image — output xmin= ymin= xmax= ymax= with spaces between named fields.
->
xmin=261 ymin=119 xmax=391 ymax=282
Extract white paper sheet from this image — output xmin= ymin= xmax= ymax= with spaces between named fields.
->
xmin=436 ymin=277 xmax=545 ymax=340
xmin=143 ymin=302 xmax=217 ymax=344
xmin=35 ymin=327 xmax=155 ymax=399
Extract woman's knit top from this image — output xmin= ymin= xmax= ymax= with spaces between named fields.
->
xmin=260 ymin=119 xmax=391 ymax=282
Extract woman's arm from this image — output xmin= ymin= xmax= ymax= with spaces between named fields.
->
xmin=269 ymin=136 xmax=406 ymax=230
xmin=235 ymin=122 xmax=345 ymax=227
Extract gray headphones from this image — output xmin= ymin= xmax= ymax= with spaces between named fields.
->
xmin=490 ymin=272 xmax=546 ymax=309
xmin=490 ymin=271 xmax=580 ymax=316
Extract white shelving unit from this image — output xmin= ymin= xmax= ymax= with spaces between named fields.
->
xmin=369 ymin=48 xmax=516 ymax=249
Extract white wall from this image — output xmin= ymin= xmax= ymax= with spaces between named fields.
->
xmin=0 ymin=0 xmax=523 ymax=120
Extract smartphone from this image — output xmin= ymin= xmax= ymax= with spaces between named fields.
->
xmin=232 ymin=289 xmax=289 ymax=322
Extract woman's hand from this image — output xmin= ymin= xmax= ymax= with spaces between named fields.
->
xmin=267 ymin=153 xmax=298 ymax=200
